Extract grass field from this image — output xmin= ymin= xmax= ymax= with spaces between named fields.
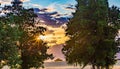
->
xmin=41 ymin=61 xmax=120 ymax=69
xmin=2 ymin=61 xmax=120 ymax=69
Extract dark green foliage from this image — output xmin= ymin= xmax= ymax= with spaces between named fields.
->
xmin=0 ymin=2 xmax=52 ymax=69
xmin=11 ymin=8 xmax=52 ymax=69
xmin=17 ymin=9 xmax=52 ymax=69
xmin=21 ymin=40 xmax=51 ymax=69
xmin=0 ymin=16 xmax=22 ymax=69
xmin=108 ymin=6 xmax=120 ymax=28
xmin=63 ymin=0 xmax=120 ymax=69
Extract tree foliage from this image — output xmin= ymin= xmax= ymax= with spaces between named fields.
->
xmin=0 ymin=1 xmax=52 ymax=69
xmin=17 ymin=10 xmax=52 ymax=69
xmin=63 ymin=0 xmax=120 ymax=69
xmin=0 ymin=15 xmax=22 ymax=69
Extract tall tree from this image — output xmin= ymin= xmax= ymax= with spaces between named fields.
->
xmin=0 ymin=0 xmax=53 ymax=69
xmin=63 ymin=0 xmax=119 ymax=69
xmin=19 ymin=8 xmax=53 ymax=69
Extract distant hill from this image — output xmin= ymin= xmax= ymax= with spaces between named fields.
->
xmin=54 ymin=58 xmax=63 ymax=62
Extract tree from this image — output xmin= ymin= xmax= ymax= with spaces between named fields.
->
xmin=0 ymin=1 xmax=53 ymax=69
xmin=63 ymin=0 xmax=120 ymax=69
xmin=9 ymin=8 xmax=53 ymax=69
xmin=108 ymin=6 xmax=120 ymax=28
xmin=18 ymin=8 xmax=53 ymax=69
xmin=103 ymin=5 xmax=120 ymax=69
xmin=0 ymin=15 xmax=22 ymax=69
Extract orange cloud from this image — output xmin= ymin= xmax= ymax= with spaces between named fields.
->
xmin=20 ymin=0 xmax=30 ymax=2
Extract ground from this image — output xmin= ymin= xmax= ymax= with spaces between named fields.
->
xmin=2 ymin=61 xmax=120 ymax=69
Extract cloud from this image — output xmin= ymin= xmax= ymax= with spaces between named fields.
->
xmin=20 ymin=0 xmax=30 ymax=2
xmin=35 ymin=24 xmax=69 ymax=46
xmin=31 ymin=3 xmax=57 ymax=13
xmin=46 ymin=45 xmax=65 ymax=62
xmin=33 ymin=7 xmax=69 ymax=27
xmin=31 ymin=3 xmax=42 ymax=8
xmin=26 ymin=2 xmax=75 ymax=18
xmin=0 ymin=12 xmax=7 ymax=17
xmin=35 ymin=9 xmax=68 ymax=27
xmin=43 ymin=3 xmax=75 ymax=16
xmin=33 ymin=7 xmax=70 ymax=46
xmin=45 ymin=3 xmax=57 ymax=12
xmin=44 ymin=26 xmax=69 ymax=46
xmin=0 ymin=0 xmax=11 ymax=2
xmin=36 ymin=3 xmax=76 ymax=17
xmin=56 ymin=4 xmax=76 ymax=17
xmin=23 ymin=3 xmax=42 ymax=9
xmin=62 ymin=4 xmax=76 ymax=10
xmin=0 ymin=0 xmax=12 ymax=4
xmin=65 ymin=6 xmax=76 ymax=10
xmin=34 ymin=3 xmax=58 ymax=13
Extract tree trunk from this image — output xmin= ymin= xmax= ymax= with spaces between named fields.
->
xmin=101 ymin=67 xmax=104 ymax=69
xmin=106 ymin=66 xmax=109 ymax=69
xmin=21 ymin=53 xmax=29 ymax=69
xmin=97 ymin=66 xmax=100 ymax=69
xmin=92 ymin=64 xmax=95 ymax=69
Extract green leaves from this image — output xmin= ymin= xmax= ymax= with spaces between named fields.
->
xmin=0 ymin=19 xmax=22 ymax=69
xmin=0 ymin=4 xmax=52 ymax=69
xmin=63 ymin=0 xmax=120 ymax=69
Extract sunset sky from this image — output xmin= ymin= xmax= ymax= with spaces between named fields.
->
xmin=25 ymin=0 xmax=120 ymax=47
xmin=1 ymin=0 xmax=120 ymax=61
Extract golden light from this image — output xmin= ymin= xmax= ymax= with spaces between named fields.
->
xmin=34 ymin=24 xmax=69 ymax=46
xmin=40 ymin=35 xmax=46 ymax=40
xmin=36 ymin=35 xmax=46 ymax=40
xmin=37 ymin=36 xmax=41 ymax=40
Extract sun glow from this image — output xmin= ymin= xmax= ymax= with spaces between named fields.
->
xmin=34 ymin=24 xmax=69 ymax=46
xmin=39 ymin=35 xmax=46 ymax=40
xmin=36 ymin=35 xmax=46 ymax=40
xmin=37 ymin=36 xmax=41 ymax=40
